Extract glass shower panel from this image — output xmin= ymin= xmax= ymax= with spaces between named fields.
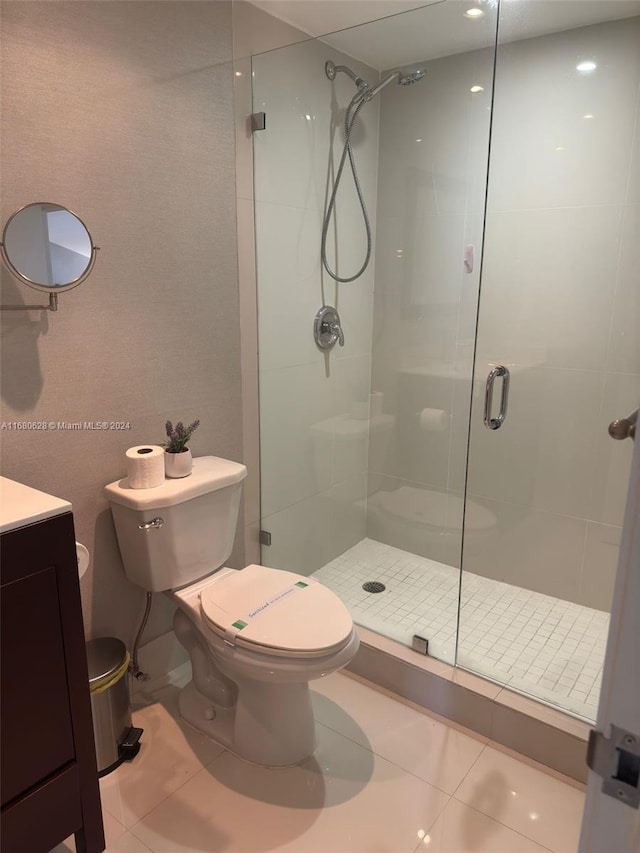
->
xmin=459 ymin=1 xmax=640 ymax=720
xmin=253 ymin=3 xmax=498 ymax=665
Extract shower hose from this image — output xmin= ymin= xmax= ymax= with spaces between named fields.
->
xmin=321 ymin=90 xmax=373 ymax=283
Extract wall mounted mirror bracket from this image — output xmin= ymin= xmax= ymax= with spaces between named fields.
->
xmin=1 ymin=202 xmax=99 ymax=312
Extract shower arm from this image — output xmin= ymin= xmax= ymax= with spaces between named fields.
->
xmin=325 ymin=61 xmax=368 ymax=91
xmin=364 ymin=71 xmax=400 ymax=100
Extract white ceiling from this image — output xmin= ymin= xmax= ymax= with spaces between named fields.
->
xmin=249 ymin=0 xmax=434 ymax=39
xmin=249 ymin=0 xmax=640 ymax=70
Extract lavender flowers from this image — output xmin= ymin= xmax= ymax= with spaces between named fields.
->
xmin=163 ymin=419 xmax=200 ymax=453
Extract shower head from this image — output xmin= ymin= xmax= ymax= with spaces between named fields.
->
xmin=365 ymin=66 xmax=427 ymax=99
xmin=398 ymin=68 xmax=426 ymax=86
xmin=325 ymin=60 xmax=426 ymax=100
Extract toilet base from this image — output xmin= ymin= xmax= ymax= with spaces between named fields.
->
xmin=177 ymin=678 xmax=317 ymax=767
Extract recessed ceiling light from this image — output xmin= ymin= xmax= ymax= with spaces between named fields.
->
xmin=470 ymin=85 xmax=485 ymax=93
xmin=465 ymin=7 xmax=484 ymax=17
xmin=576 ymin=60 xmax=597 ymax=73
xmin=555 ymin=146 xmax=566 ymax=151
xmin=416 ymin=138 xmax=423 ymax=142
xmin=234 ymin=71 xmax=242 ymax=77
xmin=583 ymin=113 xmax=594 ymax=119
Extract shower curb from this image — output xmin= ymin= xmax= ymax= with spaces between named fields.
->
xmin=347 ymin=627 xmax=590 ymax=783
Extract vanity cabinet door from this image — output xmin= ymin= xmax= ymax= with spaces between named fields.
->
xmin=1 ymin=565 xmax=76 ymax=806
xmin=0 ymin=512 xmax=104 ymax=853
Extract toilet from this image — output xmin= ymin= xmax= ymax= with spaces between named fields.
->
xmin=104 ymin=456 xmax=359 ymax=766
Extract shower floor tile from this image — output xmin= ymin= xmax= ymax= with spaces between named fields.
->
xmin=313 ymin=538 xmax=608 ymax=721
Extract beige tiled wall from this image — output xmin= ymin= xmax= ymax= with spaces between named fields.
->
xmin=0 ymin=1 xmax=242 ymax=644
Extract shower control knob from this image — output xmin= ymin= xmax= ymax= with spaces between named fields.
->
xmin=314 ymin=305 xmax=345 ymax=351
xmin=329 ymin=321 xmax=344 ymax=347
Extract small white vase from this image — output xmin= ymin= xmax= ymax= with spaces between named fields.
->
xmin=164 ymin=448 xmax=192 ymax=478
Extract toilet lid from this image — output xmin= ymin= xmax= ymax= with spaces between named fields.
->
xmin=200 ymin=565 xmax=353 ymax=656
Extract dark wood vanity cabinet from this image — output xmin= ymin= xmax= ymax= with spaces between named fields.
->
xmin=1 ymin=512 xmax=105 ymax=853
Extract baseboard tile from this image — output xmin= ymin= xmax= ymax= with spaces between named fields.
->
xmin=347 ymin=627 xmax=590 ymax=783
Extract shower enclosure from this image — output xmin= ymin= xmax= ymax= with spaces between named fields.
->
xmin=252 ymin=0 xmax=640 ymax=723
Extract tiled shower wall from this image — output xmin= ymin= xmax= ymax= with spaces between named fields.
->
xmin=369 ymin=17 xmax=640 ymax=612
xmin=251 ymin=37 xmax=380 ymax=575
xmin=467 ymin=17 xmax=640 ymax=612
xmin=367 ymin=41 xmax=495 ymax=567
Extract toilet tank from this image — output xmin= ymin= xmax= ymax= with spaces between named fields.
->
xmin=104 ymin=456 xmax=247 ymax=591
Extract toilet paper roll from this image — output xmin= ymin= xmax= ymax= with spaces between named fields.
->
xmin=419 ymin=408 xmax=449 ymax=432
xmin=76 ymin=542 xmax=90 ymax=580
xmin=126 ymin=445 xmax=165 ymax=489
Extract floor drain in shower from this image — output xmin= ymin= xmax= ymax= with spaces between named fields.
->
xmin=362 ymin=581 xmax=386 ymax=593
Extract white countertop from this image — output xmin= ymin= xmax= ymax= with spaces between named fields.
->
xmin=0 ymin=476 xmax=72 ymax=534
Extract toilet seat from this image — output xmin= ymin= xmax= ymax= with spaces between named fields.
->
xmin=199 ymin=564 xmax=354 ymax=659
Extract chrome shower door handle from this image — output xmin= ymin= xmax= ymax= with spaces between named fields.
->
xmin=484 ymin=365 xmax=510 ymax=430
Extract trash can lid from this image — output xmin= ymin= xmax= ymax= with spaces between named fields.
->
xmin=87 ymin=637 xmax=128 ymax=685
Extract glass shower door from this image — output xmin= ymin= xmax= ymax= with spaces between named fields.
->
xmin=252 ymin=2 xmax=499 ymax=666
xmin=458 ymin=1 xmax=640 ymax=720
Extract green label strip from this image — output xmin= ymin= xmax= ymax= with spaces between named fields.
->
xmin=224 ymin=578 xmax=316 ymax=643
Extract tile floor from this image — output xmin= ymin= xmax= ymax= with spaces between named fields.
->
xmin=53 ymin=666 xmax=586 ymax=853
xmin=314 ymin=539 xmax=608 ymax=720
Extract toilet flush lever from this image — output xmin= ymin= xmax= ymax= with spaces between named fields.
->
xmin=139 ymin=517 xmax=164 ymax=530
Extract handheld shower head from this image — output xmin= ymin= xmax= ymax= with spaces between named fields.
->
xmin=398 ymin=68 xmax=426 ymax=86
xmin=325 ymin=60 xmax=426 ymax=100
xmin=363 ymin=66 xmax=427 ymax=100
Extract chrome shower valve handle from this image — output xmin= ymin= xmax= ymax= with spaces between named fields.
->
xmin=314 ymin=305 xmax=345 ymax=351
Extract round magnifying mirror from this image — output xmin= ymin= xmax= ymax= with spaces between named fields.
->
xmin=1 ymin=202 xmax=97 ymax=292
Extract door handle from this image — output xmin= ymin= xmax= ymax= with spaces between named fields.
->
xmin=608 ymin=409 xmax=637 ymax=442
xmin=484 ymin=365 xmax=510 ymax=430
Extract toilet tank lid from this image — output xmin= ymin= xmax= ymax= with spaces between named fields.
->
xmin=104 ymin=456 xmax=247 ymax=510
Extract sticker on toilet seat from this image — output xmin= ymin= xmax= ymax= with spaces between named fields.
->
xmin=224 ymin=578 xmax=317 ymax=646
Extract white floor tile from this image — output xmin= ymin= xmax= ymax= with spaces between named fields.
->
xmin=130 ymin=722 xmax=449 ymax=853
xmin=105 ymin=832 xmax=154 ymax=853
xmin=66 ymin=665 xmax=596 ymax=853
xmin=314 ymin=538 xmax=607 ymax=720
xmin=312 ymin=673 xmax=485 ymax=794
xmin=454 ymin=746 xmax=585 ymax=853
xmin=52 ymin=808 xmax=128 ymax=853
xmin=412 ymin=797 xmax=552 ymax=853
xmin=99 ymin=685 xmax=225 ymax=828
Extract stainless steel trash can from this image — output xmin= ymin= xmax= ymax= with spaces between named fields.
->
xmin=87 ymin=637 xmax=142 ymax=777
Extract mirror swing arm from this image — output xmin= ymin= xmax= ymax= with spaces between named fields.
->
xmin=0 ymin=202 xmax=99 ymax=313
xmin=0 ymin=289 xmax=60 ymax=312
